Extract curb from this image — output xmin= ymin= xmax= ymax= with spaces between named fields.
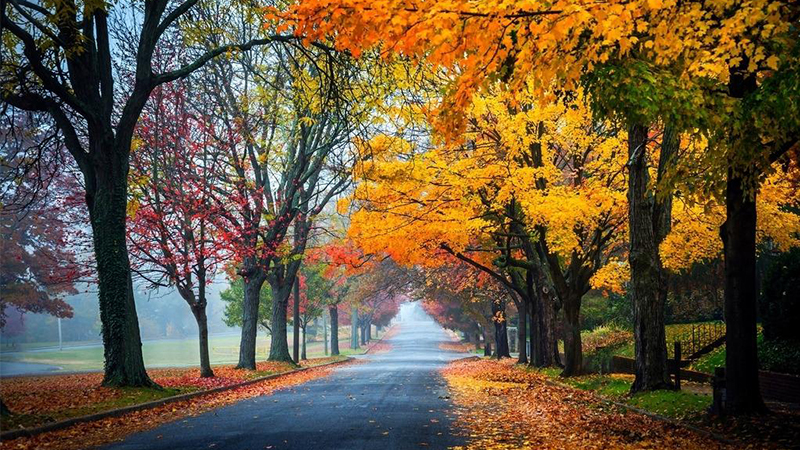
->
xmin=0 ymin=357 xmax=351 ymax=442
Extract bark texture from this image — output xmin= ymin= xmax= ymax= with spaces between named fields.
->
xmin=628 ymin=123 xmax=672 ymax=393
xmin=89 ymin=154 xmax=153 ymax=387
xmin=237 ymin=269 xmax=266 ymax=369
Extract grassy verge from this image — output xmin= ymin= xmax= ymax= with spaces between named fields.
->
xmin=530 ymin=366 xmax=711 ymax=421
xmin=0 ymin=356 xmax=347 ymax=432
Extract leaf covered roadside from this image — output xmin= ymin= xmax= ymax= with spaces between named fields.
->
xmin=442 ymin=358 xmax=736 ymax=450
xmin=0 ymin=357 xmax=348 ymax=448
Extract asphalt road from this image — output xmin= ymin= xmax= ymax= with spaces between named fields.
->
xmin=102 ymin=306 xmax=467 ymax=450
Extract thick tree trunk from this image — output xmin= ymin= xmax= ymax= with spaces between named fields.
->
xmin=360 ymin=322 xmax=367 ymax=345
xmin=88 ymin=158 xmax=154 ymax=387
xmin=293 ymin=278 xmax=300 ymax=363
xmin=367 ymin=323 xmax=372 ymax=341
xmin=561 ymin=293 xmax=583 ymax=377
xmin=530 ymin=281 xmax=560 ymax=367
xmin=191 ymin=306 xmax=214 ymax=378
xmin=492 ymin=299 xmax=511 ymax=359
xmin=330 ymin=306 xmax=340 ymax=356
xmin=474 ymin=331 xmax=481 ymax=351
xmin=268 ymin=282 xmax=294 ymax=363
xmin=628 ymin=123 xmax=672 ymax=393
xmin=721 ymin=65 xmax=766 ymax=415
xmin=722 ymin=171 xmax=766 ymax=413
xmin=237 ymin=270 xmax=266 ymax=369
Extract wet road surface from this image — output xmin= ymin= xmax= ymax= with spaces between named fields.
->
xmin=103 ymin=305 xmax=466 ymax=450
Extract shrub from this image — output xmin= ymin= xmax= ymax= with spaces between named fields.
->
xmin=760 ymin=247 xmax=800 ymax=342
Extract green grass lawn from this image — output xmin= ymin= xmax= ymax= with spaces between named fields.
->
xmin=528 ymin=366 xmax=711 ymax=421
xmin=1 ymin=327 xmax=380 ymax=373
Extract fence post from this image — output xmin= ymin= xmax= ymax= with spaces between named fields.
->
xmin=673 ymin=341 xmax=681 ymax=390
xmin=711 ymin=367 xmax=726 ymax=416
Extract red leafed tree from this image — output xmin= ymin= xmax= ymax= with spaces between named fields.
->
xmin=128 ymin=79 xmax=226 ymax=378
xmin=0 ymin=111 xmax=85 ymax=328
xmin=309 ymin=240 xmax=370 ymax=355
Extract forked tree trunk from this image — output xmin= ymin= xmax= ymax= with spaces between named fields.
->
xmin=329 ymin=306 xmax=340 ymax=356
xmin=561 ymin=292 xmax=583 ymax=377
xmin=237 ymin=269 xmax=266 ymax=369
xmin=628 ymin=123 xmax=672 ymax=392
xmin=722 ymin=171 xmax=766 ymax=413
xmin=88 ymin=151 xmax=154 ymax=387
xmin=191 ymin=305 xmax=214 ymax=377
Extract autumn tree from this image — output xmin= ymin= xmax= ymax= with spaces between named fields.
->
xmin=128 ymin=75 xmax=227 ymax=378
xmin=0 ymin=0 xmax=303 ymax=386
xmin=283 ymin=0 xmax=799 ymax=410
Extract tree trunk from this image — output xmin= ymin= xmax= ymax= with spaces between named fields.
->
xmin=722 ymin=170 xmax=766 ymax=413
xmin=293 ymin=277 xmax=300 ymax=363
xmin=301 ymin=324 xmax=307 ymax=361
xmin=561 ymin=293 xmax=583 ymax=377
xmin=87 ymin=156 xmax=154 ymax=387
xmin=323 ymin=311 xmax=328 ymax=356
xmin=628 ymin=122 xmax=672 ymax=393
xmin=360 ymin=322 xmax=367 ymax=345
xmin=191 ymin=305 xmax=214 ymax=378
xmin=721 ymin=65 xmax=767 ymax=415
xmin=268 ymin=281 xmax=294 ymax=363
xmin=517 ymin=299 xmax=528 ymax=364
xmin=330 ymin=306 xmax=340 ymax=356
xmin=474 ymin=331 xmax=481 ymax=351
xmin=367 ymin=323 xmax=372 ymax=341
xmin=492 ymin=299 xmax=511 ymax=358
xmin=237 ymin=270 xmax=266 ymax=369
xmin=0 ymin=398 xmax=11 ymax=416
xmin=530 ymin=279 xmax=560 ymax=367
xmin=351 ymin=307 xmax=360 ymax=349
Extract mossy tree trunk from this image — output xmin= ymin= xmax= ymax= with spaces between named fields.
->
xmin=88 ymin=139 xmax=154 ymax=388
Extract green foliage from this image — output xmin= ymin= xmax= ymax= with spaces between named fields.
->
xmin=582 ymin=59 xmax=716 ymax=129
xmin=760 ymin=247 xmax=800 ymax=342
xmin=580 ymin=293 xmax=633 ymax=331
xmin=221 ymin=278 xmax=272 ymax=331
xmin=758 ymin=338 xmax=800 ymax=375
